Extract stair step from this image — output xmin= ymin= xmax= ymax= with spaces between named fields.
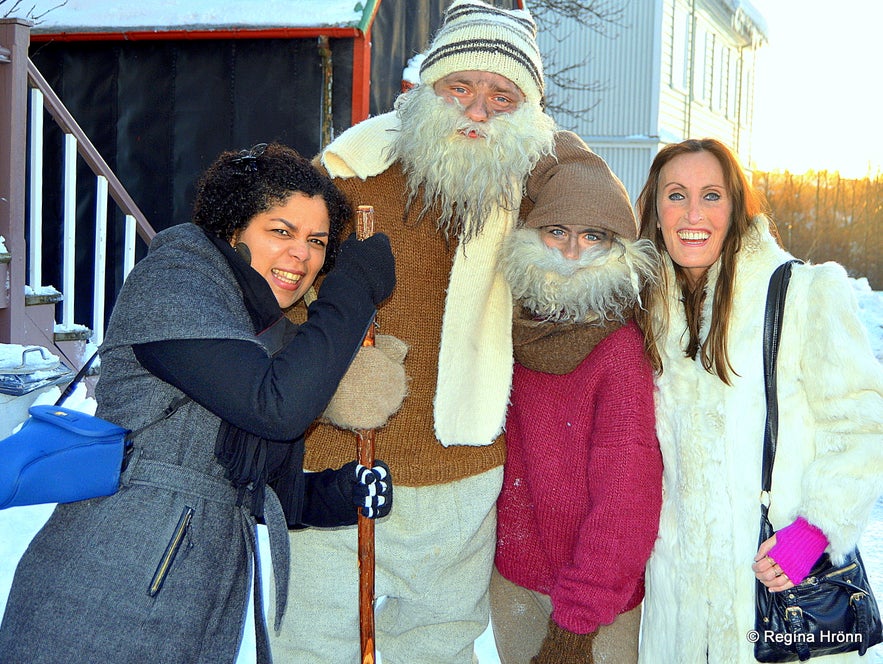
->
xmin=21 ymin=287 xmax=93 ymax=354
xmin=53 ymin=327 xmax=92 ymax=342
xmin=25 ymin=287 xmax=63 ymax=306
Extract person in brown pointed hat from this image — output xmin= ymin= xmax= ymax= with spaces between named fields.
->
xmin=492 ymin=132 xmax=663 ymax=663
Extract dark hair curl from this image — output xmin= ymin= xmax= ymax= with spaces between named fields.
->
xmin=192 ymin=142 xmax=351 ymax=272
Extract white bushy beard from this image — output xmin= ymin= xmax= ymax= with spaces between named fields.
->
xmin=500 ymin=228 xmax=660 ymax=323
xmin=390 ymin=84 xmax=557 ymax=243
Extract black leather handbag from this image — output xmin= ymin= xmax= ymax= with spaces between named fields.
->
xmin=753 ymin=260 xmax=882 ymax=662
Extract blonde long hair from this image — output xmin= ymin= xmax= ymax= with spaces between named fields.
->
xmin=635 ymin=138 xmax=769 ymax=384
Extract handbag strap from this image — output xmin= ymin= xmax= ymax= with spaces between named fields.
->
xmin=50 ymin=349 xmax=191 ymax=440
xmin=760 ymin=260 xmax=802 ymax=495
xmin=54 ymin=350 xmax=100 ymax=407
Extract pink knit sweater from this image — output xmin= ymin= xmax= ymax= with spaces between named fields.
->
xmin=495 ymin=322 xmax=663 ymax=634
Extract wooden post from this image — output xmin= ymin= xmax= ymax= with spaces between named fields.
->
xmin=0 ymin=19 xmax=32 ymax=344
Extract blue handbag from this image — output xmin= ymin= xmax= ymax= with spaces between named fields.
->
xmin=0 ymin=404 xmax=129 ymax=509
xmin=0 ymin=351 xmax=131 ymax=510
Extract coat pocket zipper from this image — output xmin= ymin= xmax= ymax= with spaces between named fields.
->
xmin=148 ymin=505 xmax=194 ymax=597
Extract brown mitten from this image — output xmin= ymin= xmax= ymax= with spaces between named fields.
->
xmin=531 ymin=618 xmax=596 ymax=664
xmin=321 ymin=334 xmax=408 ymax=430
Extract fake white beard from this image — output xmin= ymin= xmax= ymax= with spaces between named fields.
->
xmin=390 ymin=85 xmax=557 ymax=242
xmin=500 ymin=228 xmax=660 ymax=323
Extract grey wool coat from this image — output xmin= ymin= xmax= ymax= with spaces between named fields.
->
xmin=0 ymin=224 xmax=375 ymax=664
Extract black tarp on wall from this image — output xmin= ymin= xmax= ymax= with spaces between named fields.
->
xmin=28 ymin=36 xmax=352 ymax=325
xmin=30 ymin=36 xmax=352 ymax=233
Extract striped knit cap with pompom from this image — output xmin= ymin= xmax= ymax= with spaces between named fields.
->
xmin=419 ymin=0 xmax=544 ymax=105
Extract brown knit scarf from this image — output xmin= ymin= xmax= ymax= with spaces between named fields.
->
xmin=512 ymin=304 xmax=625 ymax=375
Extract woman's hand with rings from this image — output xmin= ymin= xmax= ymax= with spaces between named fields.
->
xmin=752 ymin=534 xmax=794 ymax=592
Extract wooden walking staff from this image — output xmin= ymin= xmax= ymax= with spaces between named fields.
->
xmin=355 ymin=205 xmax=377 ymax=664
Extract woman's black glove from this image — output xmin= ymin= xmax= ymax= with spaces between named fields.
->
xmin=336 ymin=459 xmax=393 ymax=519
xmin=333 ymin=233 xmax=396 ymax=305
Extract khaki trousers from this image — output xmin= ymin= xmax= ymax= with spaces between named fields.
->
xmin=490 ymin=567 xmax=641 ymax=663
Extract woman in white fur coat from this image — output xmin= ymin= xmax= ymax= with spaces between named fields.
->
xmin=634 ymin=138 xmax=883 ymax=663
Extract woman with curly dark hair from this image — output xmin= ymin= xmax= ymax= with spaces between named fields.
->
xmin=0 ymin=143 xmax=401 ymax=663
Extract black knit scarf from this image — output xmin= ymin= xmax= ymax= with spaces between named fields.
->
xmin=203 ymin=230 xmax=300 ymax=520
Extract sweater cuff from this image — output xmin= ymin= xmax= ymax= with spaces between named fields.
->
xmin=769 ymin=517 xmax=829 ymax=584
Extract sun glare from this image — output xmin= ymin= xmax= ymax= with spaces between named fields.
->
xmin=751 ymin=0 xmax=883 ymax=178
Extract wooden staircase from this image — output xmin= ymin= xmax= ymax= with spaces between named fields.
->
xmin=0 ymin=18 xmax=155 ymax=384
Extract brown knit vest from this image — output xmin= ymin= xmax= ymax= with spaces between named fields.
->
xmin=300 ymin=162 xmax=507 ymax=486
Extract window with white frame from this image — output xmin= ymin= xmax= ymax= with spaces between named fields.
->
xmin=715 ymin=42 xmax=729 ymax=112
xmin=672 ymin=5 xmax=690 ymax=92
xmin=740 ymin=64 xmax=753 ymax=125
xmin=693 ymin=27 xmax=711 ymax=103
xmin=729 ymin=54 xmax=741 ymax=121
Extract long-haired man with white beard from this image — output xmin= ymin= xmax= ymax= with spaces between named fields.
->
xmin=271 ymin=2 xmax=581 ymax=662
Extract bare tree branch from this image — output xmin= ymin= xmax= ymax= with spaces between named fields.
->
xmin=541 ymin=50 xmax=606 ymax=123
xmin=0 ymin=0 xmax=27 ymax=18
xmin=531 ymin=0 xmax=626 ymax=36
xmin=2 ymin=0 xmax=67 ymax=24
xmin=530 ymin=0 xmax=628 ymax=127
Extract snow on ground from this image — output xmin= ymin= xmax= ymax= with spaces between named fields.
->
xmin=1 ymin=279 xmax=882 ymax=662
xmin=856 ymin=278 xmax=883 ymax=361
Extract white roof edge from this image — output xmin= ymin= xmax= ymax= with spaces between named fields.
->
xmin=17 ymin=1 xmax=366 ymax=34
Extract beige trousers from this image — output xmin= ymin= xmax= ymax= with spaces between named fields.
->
xmin=270 ymin=467 xmax=503 ymax=664
xmin=490 ymin=567 xmax=641 ymax=663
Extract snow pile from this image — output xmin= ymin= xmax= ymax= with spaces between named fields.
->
xmin=402 ymin=53 xmax=426 ymax=86
xmin=854 ymin=278 xmax=883 ymax=360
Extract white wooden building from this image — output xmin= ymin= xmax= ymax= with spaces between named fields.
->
xmin=536 ymin=0 xmax=767 ymax=201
